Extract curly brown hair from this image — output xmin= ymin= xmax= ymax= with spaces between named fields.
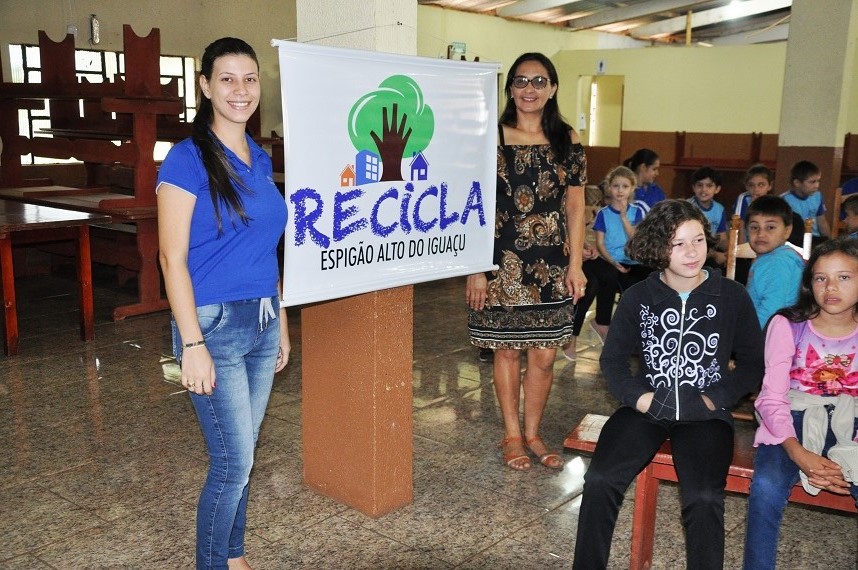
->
xmin=626 ymin=199 xmax=716 ymax=270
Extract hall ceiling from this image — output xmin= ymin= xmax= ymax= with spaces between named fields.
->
xmin=418 ymin=0 xmax=793 ymax=45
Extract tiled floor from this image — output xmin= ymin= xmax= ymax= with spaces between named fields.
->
xmin=1 ymin=264 xmax=856 ymax=569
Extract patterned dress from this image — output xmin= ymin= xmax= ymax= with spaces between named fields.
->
xmin=468 ymin=131 xmax=587 ymax=349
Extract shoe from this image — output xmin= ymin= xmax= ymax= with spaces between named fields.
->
xmin=588 ymin=321 xmax=608 ymax=345
xmin=526 ymin=436 xmax=564 ymax=469
xmin=478 ymin=347 xmax=494 ymax=362
xmin=500 ymin=436 xmax=532 ymax=471
xmin=561 ymin=340 xmax=577 ymax=362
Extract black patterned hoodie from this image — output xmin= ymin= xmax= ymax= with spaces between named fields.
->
xmin=600 ymin=269 xmax=765 ymax=424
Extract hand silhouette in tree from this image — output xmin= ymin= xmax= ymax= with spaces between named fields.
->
xmin=370 ymin=103 xmax=413 ymax=181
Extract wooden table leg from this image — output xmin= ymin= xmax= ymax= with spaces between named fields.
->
xmin=76 ymin=225 xmax=95 ymax=341
xmin=0 ymin=232 xmax=20 ymax=356
xmin=112 ymin=218 xmax=168 ymax=320
xmin=630 ymin=463 xmax=659 ymax=570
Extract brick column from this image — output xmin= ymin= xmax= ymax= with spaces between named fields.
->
xmin=296 ymin=0 xmax=416 ymax=517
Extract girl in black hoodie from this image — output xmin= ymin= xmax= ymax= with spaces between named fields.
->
xmin=573 ymin=200 xmax=765 ymax=570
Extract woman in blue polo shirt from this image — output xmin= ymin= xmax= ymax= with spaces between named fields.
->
xmin=157 ymin=37 xmax=288 ymax=570
xmin=624 ymin=148 xmax=665 ymax=213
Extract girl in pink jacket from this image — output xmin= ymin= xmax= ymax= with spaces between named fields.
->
xmin=744 ymin=237 xmax=858 ymax=570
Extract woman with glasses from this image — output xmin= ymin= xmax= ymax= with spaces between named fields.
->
xmin=157 ymin=37 xmax=289 ymax=569
xmin=466 ymin=52 xmax=587 ymax=471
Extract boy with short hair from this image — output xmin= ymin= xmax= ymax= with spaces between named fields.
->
xmin=688 ymin=166 xmax=727 ymax=265
xmin=780 ymin=160 xmax=830 ymax=241
xmin=842 ymin=194 xmax=858 ymax=239
xmin=745 ymin=195 xmax=805 ymax=328
xmin=734 ymin=163 xmax=774 ymax=221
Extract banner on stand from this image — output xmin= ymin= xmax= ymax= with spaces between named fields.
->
xmin=273 ymin=40 xmax=499 ymax=306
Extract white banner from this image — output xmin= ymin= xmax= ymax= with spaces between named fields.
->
xmin=274 ymin=40 xmax=498 ymax=306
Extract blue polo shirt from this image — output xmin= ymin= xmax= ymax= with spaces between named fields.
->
xmin=633 ymin=182 xmax=666 ymax=211
xmin=781 ymin=190 xmax=825 ymax=236
xmin=688 ymin=196 xmax=726 ymax=236
xmin=593 ymin=203 xmax=645 ymax=265
xmin=156 ymin=134 xmax=286 ymax=306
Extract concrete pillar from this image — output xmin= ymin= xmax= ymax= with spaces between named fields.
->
xmin=296 ymin=0 xmax=416 ymax=518
xmin=775 ymin=0 xmax=858 ymax=215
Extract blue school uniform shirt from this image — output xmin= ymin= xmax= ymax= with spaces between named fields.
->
xmin=156 ymin=134 xmax=287 ymax=307
xmin=633 ymin=182 xmax=666 ymax=213
xmin=780 ymin=189 xmax=825 ymax=236
xmin=839 ymin=177 xmax=858 ymax=220
xmin=746 ymin=244 xmax=804 ymax=328
xmin=732 ymin=191 xmax=752 ymax=219
xmin=593 ymin=203 xmax=645 ymax=265
xmin=688 ymin=196 xmax=726 ymax=236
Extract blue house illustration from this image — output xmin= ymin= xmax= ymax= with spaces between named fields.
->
xmin=410 ymin=151 xmax=429 ymax=181
xmin=355 ymin=150 xmax=380 ymax=185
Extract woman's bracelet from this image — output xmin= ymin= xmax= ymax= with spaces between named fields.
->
xmin=183 ymin=339 xmax=206 ymax=349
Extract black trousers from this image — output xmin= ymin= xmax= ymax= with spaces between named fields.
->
xmin=572 ymin=260 xmax=652 ymax=336
xmin=573 ymin=407 xmax=734 ymax=570
xmin=572 ymin=258 xmax=620 ymax=335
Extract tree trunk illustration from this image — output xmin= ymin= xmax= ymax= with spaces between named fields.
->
xmin=370 ymin=103 xmax=412 ymax=182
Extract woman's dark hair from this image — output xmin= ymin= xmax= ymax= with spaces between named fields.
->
xmin=193 ymin=37 xmax=258 ymax=234
xmin=626 ymin=199 xmax=716 ymax=270
xmin=623 ymin=148 xmax=659 ymax=174
xmin=778 ymin=237 xmax=858 ymax=323
xmin=499 ymin=52 xmax=572 ymax=159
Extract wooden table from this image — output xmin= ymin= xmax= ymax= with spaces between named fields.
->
xmin=0 ymin=186 xmax=167 ymax=320
xmin=0 ymin=200 xmax=110 ymax=355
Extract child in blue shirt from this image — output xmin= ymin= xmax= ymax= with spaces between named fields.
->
xmin=688 ymin=166 xmax=727 ymax=267
xmin=842 ymin=194 xmax=858 ymax=239
xmin=733 ymin=163 xmax=773 ymax=221
xmin=780 ymin=160 xmax=830 ymax=242
xmin=731 ymin=164 xmax=776 ymax=284
xmin=624 ymin=148 xmax=665 ymax=214
xmin=593 ymin=166 xmax=649 ymax=295
xmin=746 ymin=195 xmax=805 ymax=329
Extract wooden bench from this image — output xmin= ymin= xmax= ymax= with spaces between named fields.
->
xmin=564 ymin=414 xmax=857 ymax=570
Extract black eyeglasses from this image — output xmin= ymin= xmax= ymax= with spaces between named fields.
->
xmin=511 ymin=75 xmax=550 ymax=90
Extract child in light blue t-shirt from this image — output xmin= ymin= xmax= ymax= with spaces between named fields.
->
xmin=780 ymin=160 xmax=830 ymax=240
xmin=687 ymin=166 xmax=727 ymax=267
xmin=745 ymin=195 xmax=804 ymax=328
xmin=593 ymin=166 xmax=649 ymax=294
xmin=842 ymin=194 xmax=858 ymax=239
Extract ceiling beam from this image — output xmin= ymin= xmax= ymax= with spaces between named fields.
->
xmin=564 ymin=0 xmax=710 ymax=30
xmin=710 ymin=21 xmax=789 ymax=45
xmin=630 ymin=0 xmax=792 ymax=39
xmin=497 ymin=0 xmax=588 ymax=18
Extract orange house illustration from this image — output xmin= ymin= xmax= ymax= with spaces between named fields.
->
xmin=340 ymin=164 xmax=356 ymax=187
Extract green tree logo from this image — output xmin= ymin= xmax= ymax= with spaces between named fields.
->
xmin=347 ymin=75 xmax=434 ymax=182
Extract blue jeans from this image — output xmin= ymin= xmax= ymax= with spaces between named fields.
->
xmin=173 ymin=297 xmax=280 ymax=570
xmin=744 ymin=410 xmax=858 ymax=570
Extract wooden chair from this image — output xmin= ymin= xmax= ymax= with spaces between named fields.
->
xmin=831 ymin=186 xmax=845 ymax=237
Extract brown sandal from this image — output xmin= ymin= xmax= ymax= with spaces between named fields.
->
xmin=500 ymin=436 xmax=532 ymax=471
xmin=526 ymin=436 xmax=564 ymax=469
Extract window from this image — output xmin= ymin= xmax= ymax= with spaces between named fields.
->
xmin=7 ymin=44 xmax=196 ymax=164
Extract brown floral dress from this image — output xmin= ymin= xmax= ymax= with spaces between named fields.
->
xmin=468 ymin=128 xmax=587 ymax=349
